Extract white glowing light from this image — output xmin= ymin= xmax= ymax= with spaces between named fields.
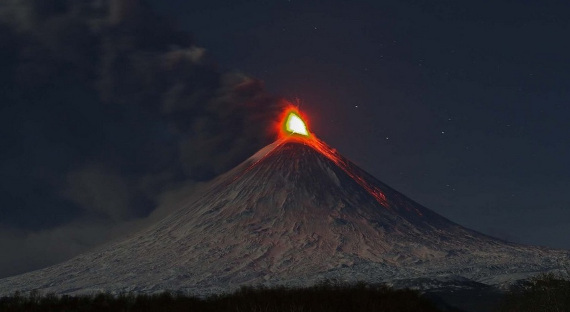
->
xmin=285 ymin=112 xmax=309 ymax=136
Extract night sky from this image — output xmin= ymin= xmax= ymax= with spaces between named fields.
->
xmin=1 ymin=0 xmax=569 ymax=278
xmin=148 ymin=0 xmax=570 ymax=247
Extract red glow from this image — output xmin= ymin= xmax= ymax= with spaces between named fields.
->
xmin=307 ymin=138 xmax=391 ymax=209
xmin=272 ymin=104 xmax=393 ymax=209
xmin=276 ymin=104 xmax=313 ymax=140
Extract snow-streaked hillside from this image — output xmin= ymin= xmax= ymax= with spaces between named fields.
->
xmin=0 ymin=139 xmax=567 ymax=296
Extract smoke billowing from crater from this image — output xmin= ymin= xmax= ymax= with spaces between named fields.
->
xmin=0 ymin=0 xmax=284 ymax=277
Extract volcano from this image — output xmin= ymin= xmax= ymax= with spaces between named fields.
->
xmin=0 ymin=109 xmax=568 ymax=296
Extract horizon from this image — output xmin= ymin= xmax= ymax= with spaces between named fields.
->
xmin=0 ymin=0 xmax=569 ymax=296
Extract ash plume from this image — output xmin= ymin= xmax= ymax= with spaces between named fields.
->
xmin=0 ymin=0 xmax=282 ymax=278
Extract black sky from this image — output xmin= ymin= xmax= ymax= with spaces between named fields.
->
xmin=0 ymin=0 xmax=569 ymax=279
xmin=146 ymin=0 xmax=570 ymax=247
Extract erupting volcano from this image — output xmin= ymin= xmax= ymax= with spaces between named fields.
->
xmin=283 ymin=110 xmax=309 ymax=137
xmin=0 ymin=104 xmax=568 ymax=296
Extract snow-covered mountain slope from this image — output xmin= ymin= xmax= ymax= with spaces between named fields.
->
xmin=0 ymin=139 xmax=568 ymax=296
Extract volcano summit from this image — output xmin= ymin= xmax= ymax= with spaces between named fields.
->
xmin=0 ymin=107 xmax=567 ymax=296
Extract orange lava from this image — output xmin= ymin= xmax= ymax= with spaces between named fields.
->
xmin=274 ymin=105 xmax=391 ymax=209
xmin=306 ymin=138 xmax=391 ymax=209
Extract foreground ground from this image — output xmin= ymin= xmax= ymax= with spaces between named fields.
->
xmin=1 ymin=275 xmax=569 ymax=312
xmin=0 ymin=283 xmax=450 ymax=312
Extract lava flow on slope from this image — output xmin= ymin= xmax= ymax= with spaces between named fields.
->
xmin=273 ymin=105 xmax=411 ymax=214
xmin=0 ymin=104 xmax=568 ymax=296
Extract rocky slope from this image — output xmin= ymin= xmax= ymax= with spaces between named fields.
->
xmin=0 ymin=138 xmax=567 ymax=296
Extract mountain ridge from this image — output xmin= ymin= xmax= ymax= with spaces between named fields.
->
xmin=0 ymin=138 xmax=567 ymax=296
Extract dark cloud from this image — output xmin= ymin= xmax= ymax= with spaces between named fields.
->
xmin=0 ymin=0 xmax=283 ymax=278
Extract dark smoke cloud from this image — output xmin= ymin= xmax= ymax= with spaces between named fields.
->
xmin=0 ymin=0 xmax=283 ymax=278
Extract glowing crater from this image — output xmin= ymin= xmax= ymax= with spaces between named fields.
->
xmin=284 ymin=112 xmax=309 ymax=136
